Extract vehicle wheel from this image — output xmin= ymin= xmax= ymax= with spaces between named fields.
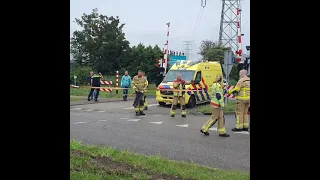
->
xmin=187 ymin=95 xmax=196 ymax=108
xmin=158 ymin=102 xmax=166 ymax=106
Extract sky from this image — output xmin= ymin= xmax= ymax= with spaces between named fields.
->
xmin=70 ymin=0 xmax=250 ymax=60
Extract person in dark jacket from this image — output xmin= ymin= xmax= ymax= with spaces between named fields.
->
xmin=88 ymin=72 xmax=103 ymax=102
xmin=87 ymin=71 xmax=94 ymax=100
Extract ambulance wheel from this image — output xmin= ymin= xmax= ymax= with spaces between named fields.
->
xmin=158 ymin=102 xmax=166 ymax=106
xmin=187 ymin=95 xmax=196 ymax=108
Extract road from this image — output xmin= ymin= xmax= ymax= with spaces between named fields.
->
xmin=70 ymin=98 xmax=250 ymax=172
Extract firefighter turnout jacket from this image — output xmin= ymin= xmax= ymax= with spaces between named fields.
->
xmin=228 ymin=77 xmax=250 ymax=100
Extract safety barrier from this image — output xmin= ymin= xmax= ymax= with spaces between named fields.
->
xmin=99 ymin=81 xmax=113 ymax=92
xmin=71 ymin=85 xmax=236 ymax=97
xmin=224 ymin=85 xmax=236 ymax=99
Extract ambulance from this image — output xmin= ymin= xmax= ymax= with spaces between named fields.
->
xmin=156 ymin=60 xmax=223 ymax=108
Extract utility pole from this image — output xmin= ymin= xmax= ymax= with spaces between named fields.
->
xmin=183 ymin=41 xmax=192 ymax=59
xmin=218 ymin=0 xmax=244 ymax=62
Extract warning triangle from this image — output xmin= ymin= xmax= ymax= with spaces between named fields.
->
xmin=149 ymin=121 xmax=163 ymax=124
xmin=175 ymin=124 xmax=189 ymax=128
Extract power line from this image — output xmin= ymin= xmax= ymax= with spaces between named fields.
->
xmin=183 ymin=41 xmax=192 ymax=59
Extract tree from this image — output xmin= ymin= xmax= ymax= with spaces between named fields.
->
xmin=198 ymin=40 xmax=231 ymax=64
xmin=122 ymin=43 xmax=163 ymax=82
xmin=198 ymin=40 xmax=239 ymax=80
xmin=70 ymin=8 xmax=130 ymax=75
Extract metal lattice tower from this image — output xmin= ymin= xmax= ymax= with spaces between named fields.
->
xmin=183 ymin=41 xmax=192 ymax=59
xmin=218 ymin=0 xmax=242 ymax=56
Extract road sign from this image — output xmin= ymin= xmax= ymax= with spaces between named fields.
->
xmin=222 ymin=64 xmax=234 ymax=77
xmin=223 ymin=50 xmax=233 ymax=64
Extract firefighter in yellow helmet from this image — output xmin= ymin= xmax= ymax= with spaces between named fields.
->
xmin=229 ymin=69 xmax=250 ymax=131
xmin=170 ymin=73 xmax=187 ymax=117
xmin=132 ymin=70 xmax=147 ymax=116
xmin=201 ymin=74 xmax=229 ymax=137
xmin=142 ymin=72 xmax=148 ymax=110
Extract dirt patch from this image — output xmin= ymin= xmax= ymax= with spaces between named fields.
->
xmin=71 ymin=150 xmax=192 ymax=180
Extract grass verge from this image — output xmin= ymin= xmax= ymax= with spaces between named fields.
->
xmin=70 ymin=84 xmax=156 ymax=98
xmin=198 ymin=100 xmax=236 ymax=114
xmin=70 ymin=97 xmax=86 ymax=101
xmin=70 ymin=140 xmax=249 ymax=180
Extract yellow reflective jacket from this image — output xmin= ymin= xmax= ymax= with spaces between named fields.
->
xmin=210 ymin=83 xmax=225 ymax=108
xmin=229 ymin=77 xmax=250 ymax=100
xmin=132 ymin=75 xmax=147 ymax=92
xmin=173 ymin=79 xmax=186 ymax=97
xmin=144 ymin=77 xmax=148 ymax=93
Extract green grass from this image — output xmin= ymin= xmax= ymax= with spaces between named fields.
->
xmin=70 ymin=97 xmax=86 ymax=101
xmin=70 ymin=84 xmax=156 ymax=98
xmin=198 ymin=100 xmax=236 ymax=114
xmin=70 ymin=140 xmax=249 ymax=180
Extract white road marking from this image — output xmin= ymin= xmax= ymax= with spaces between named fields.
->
xmin=209 ymin=127 xmax=217 ymax=131
xmin=97 ymin=110 xmax=106 ymax=112
xmin=74 ymin=113 xmax=85 ymax=115
xmin=234 ymin=131 xmax=250 ymax=135
xmin=124 ymin=104 xmax=158 ymax=110
xmin=84 ymin=109 xmax=94 ymax=112
xmin=120 ymin=117 xmax=129 ymax=120
xmin=175 ymin=124 xmax=189 ymax=128
xmin=98 ymin=120 xmax=108 ymax=122
xmin=127 ymin=119 xmax=140 ymax=122
xmin=149 ymin=121 xmax=163 ymax=124
xmin=71 ymin=108 xmax=82 ymax=110
xmin=153 ymin=114 xmax=161 ymax=116
xmin=148 ymin=104 xmax=159 ymax=107
xmin=74 ymin=122 xmax=87 ymax=124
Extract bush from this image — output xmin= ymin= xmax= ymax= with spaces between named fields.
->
xmin=70 ymin=66 xmax=94 ymax=85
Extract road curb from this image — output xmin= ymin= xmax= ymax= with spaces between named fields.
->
xmin=70 ymin=98 xmax=134 ymax=106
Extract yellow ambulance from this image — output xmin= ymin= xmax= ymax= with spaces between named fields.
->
xmin=156 ymin=60 xmax=223 ymax=108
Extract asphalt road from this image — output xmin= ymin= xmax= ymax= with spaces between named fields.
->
xmin=70 ymin=98 xmax=250 ymax=172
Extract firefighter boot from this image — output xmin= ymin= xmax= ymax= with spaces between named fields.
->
xmin=139 ymin=111 xmax=145 ymax=116
xmin=231 ymin=128 xmax=243 ymax=131
xmin=200 ymin=129 xmax=209 ymax=136
xmin=243 ymin=128 xmax=249 ymax=131
xmin=136 ymin=112 xmax=140 ymax=116
xmin=219 ymin=133 xmax=230 ymax=137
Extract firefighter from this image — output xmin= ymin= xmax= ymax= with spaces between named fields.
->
xmin=200 ymin=74 xmax=230 ymax=137
xmin=229 ymin=69 xmax=250 ymax=131
xmin=170 ymin=73 xmax=187 ymax=117
xmin=142 ymin=71 xmax=148 ymax=110
xmin=88 ymin=72 xmax=103 ymax=102
xmin=132 ymin=70 xmax=147 ymax=116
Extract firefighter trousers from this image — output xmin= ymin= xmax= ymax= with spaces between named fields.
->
xmin=133 ymin=92 xmax=145 ymax=112
xmin=144 ymin=94 xmax=148 ymax=108
xmin=201 ymin=107 xmax=227 ymax=135
xmin=170 ymin=96 xmax=186 ymax=116
xmin=235 ymin=99 xmax=250 ymax=129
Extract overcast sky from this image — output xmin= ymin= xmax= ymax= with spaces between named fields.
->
xmin=70 ymin=0 xmax=250 ymax=60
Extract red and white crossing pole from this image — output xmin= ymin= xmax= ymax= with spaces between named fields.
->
xmin=116 ymin=71 xmax=119 ymax=94
xmin=236 ymin=8 xmax=243 ymax=63
xmin=163 ymin=22 xmax=170 ymax=75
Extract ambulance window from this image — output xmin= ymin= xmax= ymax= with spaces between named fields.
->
xmin=194 ymin=71 xmax=201 ymax=84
